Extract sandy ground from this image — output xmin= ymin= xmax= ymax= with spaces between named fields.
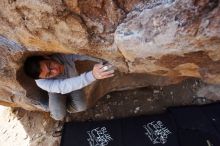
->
xmin=0 ymin=107 xmax=60 ymax=146
xmin=0 ymin=78 xmax=220 ymax=146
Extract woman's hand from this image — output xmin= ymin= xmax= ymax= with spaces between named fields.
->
xmin=92 ymin=64 xmax=115 ymax=79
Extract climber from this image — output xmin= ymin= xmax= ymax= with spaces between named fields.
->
xmin=23 ymin=54 xmax=114 ymax=121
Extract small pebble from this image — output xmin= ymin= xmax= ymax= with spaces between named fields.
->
xmin=134 ymin=99 xmax=139 ymax=103
xmin=153 ymin=90 xmax=160 ymax=94
xmin=135 ymin=107 xmax=140 ymax=111
xmin=35 ymin=134 xmax=42 ymax=138
xmin=134 ymin=107 xmax=140 ymax=114
xmin=95 ymin=114 xmax=101 ymax=118
xmin=23 ymin=134 xmax=29 ymax=140
xmin=147 ymin=98 xmax=152 ymax=102
xmin=106 ymin=95 xmax=111 ymax=99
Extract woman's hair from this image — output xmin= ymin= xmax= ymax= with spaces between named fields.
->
xmin=23 ymin=55 xmax=45 ymax=79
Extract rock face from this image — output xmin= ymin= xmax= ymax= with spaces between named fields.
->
xmin=115 ymin=0 xmax=220 ymax=83
xmin=0 ymin=0 xmax=219 ymax=111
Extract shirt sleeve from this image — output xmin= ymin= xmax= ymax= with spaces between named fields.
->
xmin=35 ymin=71 xmax=96 ymax=94
xmin=69 ymin=54 xmax=103 ymax=63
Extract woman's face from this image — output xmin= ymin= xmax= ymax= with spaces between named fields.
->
xmin=39 ymin=59 xmax=64 ymax=79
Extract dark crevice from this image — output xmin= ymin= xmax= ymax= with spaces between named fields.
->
xmin=17 ymin=53 xmax=50 ymax=111
xmin=112 ymin=0 xmax=127 ymax=13
xmin=116 ymin=46 xmax=130 ymax=72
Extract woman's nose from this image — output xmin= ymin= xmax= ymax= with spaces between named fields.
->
xmin=51 ymin=68 xmax=58 ymax=74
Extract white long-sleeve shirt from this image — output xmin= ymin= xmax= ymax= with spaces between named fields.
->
xmin=35 ymin=54 xmax=100 ymax=94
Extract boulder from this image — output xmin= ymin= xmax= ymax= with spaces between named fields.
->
xmin=0 ymin=0 xmax=219 ymax=111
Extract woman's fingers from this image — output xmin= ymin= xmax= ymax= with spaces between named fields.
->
xmin=100 ymin=70 xmax=114 ymax=76
xmin=94 ymin=64 xmax=104 ymax=69
xmin=99 ymin=70 xmax=114 ymax=79
xmin=92 ymin=63 xmax=115 ymax=79
xmin=101 ymin=74 xmax=114 ymax=79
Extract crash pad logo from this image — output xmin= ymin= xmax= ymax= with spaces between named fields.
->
xmin=87 ymin=127 xmax=113 ymax=146
xmin=143 ymin=121 xmax=172 ymax=144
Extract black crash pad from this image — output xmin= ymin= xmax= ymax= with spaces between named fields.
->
xmin=61 ymin=102 xmax=220 ymax=146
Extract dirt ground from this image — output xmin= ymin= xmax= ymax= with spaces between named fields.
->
xmin=0 ymin=78 xmax=220 ymax=146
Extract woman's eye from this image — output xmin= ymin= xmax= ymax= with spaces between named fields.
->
xmin=48 ymin=63 xmax=51 ymax=69
xmin=46 ymin=64 xmax=51 ymax=77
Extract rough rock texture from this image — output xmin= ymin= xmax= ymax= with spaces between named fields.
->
xmin=115 ymin=0 xmax=220 ymax=81
xmin=0 ymin=0 xmax=219 ymax=111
